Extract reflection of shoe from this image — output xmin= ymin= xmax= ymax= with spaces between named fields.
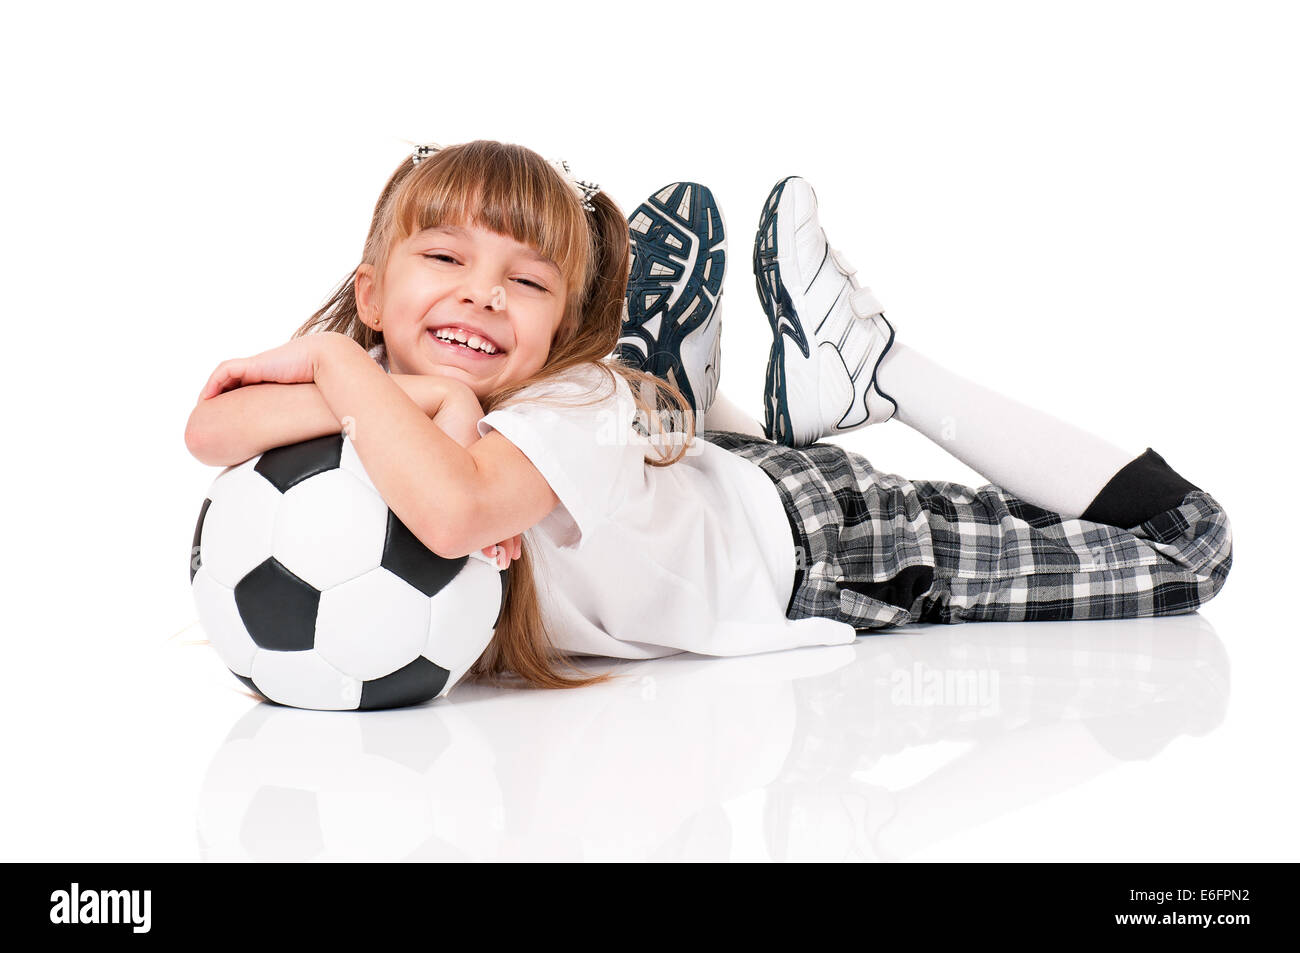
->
xmin=754 ymin=176 xmax=898 ymax=447
xmin=618 ymin=182 xmax=726 ymax=417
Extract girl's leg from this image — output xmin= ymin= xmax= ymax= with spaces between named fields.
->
xmin=901 ymin=465 xmax=1233 ymax=626
xmin=703 ymin=432 xmax=1233 ymax=630
xmin=827 ymin=347 xmax=1233 ymax=624
xmin=875 ymin=343 xmax=1139 ymax=520
xmin=753 ymin=174 xmax=1199 ymax=530
xmin=732 ymin=176 xmax=1232 ymax=626
xmin=701 ymin=391 xmax=768 ymax=440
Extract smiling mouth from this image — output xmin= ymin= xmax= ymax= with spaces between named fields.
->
xmin=428 ymin=328 xmax=506 ymax=358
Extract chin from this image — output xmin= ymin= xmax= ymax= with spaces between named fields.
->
xmin=432 ymin=363 xmax=491 ymax=394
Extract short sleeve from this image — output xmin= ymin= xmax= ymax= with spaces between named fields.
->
xmin=476 ymin=364 xmax=642 ymax=551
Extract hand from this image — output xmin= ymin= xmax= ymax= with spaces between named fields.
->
xmin=430 ymin=378 xmax=487 ymax=449
xmin=482 ymin=534 xmax=523 ymax=570
xmin=198 ymin=335 xmax=339 ymax=400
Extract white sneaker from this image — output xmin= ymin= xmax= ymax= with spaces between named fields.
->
xmin=617 ymin=182 xmax=726 ymax=418
xmin=753 ymin=177 xmax=898 ymax=447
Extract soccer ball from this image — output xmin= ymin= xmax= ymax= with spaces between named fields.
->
xmin=189 ymin=433 xmax=506 ymax=710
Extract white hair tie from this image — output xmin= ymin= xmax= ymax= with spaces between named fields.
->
xmin=546 ymin=158 xmax=601 ymax=213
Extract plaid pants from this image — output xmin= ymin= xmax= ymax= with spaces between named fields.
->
xmin=698 ymin=431 xmax=1233 ymax=632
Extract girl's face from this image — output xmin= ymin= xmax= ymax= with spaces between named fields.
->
xmin=356 ymin=222 xmax=569 ymax=397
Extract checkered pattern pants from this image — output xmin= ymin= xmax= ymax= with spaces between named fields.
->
xmin=698 ymin=431 xmax=1233 ymax=632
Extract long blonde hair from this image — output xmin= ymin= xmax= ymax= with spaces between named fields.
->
xmin=294 ymin=140 xmax=696 ymax=690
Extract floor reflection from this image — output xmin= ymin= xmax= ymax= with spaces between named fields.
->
xmin=197 ymin=613 xmax=1227 ymax=861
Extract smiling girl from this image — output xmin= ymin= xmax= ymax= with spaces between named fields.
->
xmin=186 ymin=140 xmax=707 ymax=688
xmin=186 ymin=139 xmax=1233 ymax=696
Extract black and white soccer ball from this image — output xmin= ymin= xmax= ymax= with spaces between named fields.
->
xmin=189 ymin=433 xmax=506 ymax=710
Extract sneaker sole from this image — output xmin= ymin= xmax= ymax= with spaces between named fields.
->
xmin=618 ymin=182 xmax=726 ymax=416
xmin=753 ymin=176 xmax=808 ymax=445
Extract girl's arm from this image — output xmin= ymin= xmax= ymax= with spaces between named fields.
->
xmin=312 ymin=335 xmax=559 ymax=560
xmin=184 ymin=373 xmax=464 ymax=467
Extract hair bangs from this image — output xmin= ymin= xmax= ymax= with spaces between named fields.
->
xmin=390 ymin=141 xmax=593 ymax=301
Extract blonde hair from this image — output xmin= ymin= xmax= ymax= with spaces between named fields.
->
xmin=294 ymin=140 xmax=697 ymax=690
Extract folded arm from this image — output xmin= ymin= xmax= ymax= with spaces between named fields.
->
xmin=185 ymin=371 xmax=479 ymax=465
xmin=199 ymin=334 xmax=559 ymax=560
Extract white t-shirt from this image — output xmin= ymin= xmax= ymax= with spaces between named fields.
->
xmin=366 ymin=344 xmax=857 ymax=658
xmin=474 ymin=363 xmax=858 ymax=659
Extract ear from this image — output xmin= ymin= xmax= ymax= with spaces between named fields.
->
xmin=354 ymin=263 xmax=381 ymax=328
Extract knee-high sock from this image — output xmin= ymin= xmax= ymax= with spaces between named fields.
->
xmin=700 ymin=390 xmax=769 ymax=440
xmin=874 ymin=343 xmax=1138 ymax=519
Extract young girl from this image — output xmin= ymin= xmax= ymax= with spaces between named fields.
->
xmin=185 ymin=140 xmax=1233 ymax=692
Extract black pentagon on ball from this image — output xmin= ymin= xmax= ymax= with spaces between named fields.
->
xmin=254 ymin=433 xmax=344 ymax=493
xmin=381 ymin=510 xmax=467 ymax=596
xmin=234 ymin=557 xmax=321 ymax=651
xmin=191 ymin=497 xmax=212 ymax=583
xmin=359 ymin=656 xmax=450 ymax=710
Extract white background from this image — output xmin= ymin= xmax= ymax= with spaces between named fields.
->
xmin=1 ymin=0 xmax=1296 ymax=860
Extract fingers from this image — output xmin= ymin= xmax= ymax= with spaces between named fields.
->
xmin=479 ymin=537 xmax=523 ymax=570
xmin=200 ymin=360 xmax=245 ymax=400
xmin=200 ymin=363 xmax=232 ymax=400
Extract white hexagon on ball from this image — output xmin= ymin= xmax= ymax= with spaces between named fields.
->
xmin=425 ymin=560 xmax=503 ymax=674
xmin=272 ymin=468 xmax=388 ymax=590
xmin=251 ymin=648 xmax=363 ymax=711
xmin=191 ymin=566 xmax=259 ymax=677
xmin=315 ymin=567 xmax=431 ymax=681
xmin=199 ymin=464 xmax=283 ymax=589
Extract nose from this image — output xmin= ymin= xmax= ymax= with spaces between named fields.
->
xmin=458 ymin=268 xmax=505 ymax=312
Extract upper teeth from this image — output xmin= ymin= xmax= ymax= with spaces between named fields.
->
xmin=434 ymin=328 xmax=498 ymax=353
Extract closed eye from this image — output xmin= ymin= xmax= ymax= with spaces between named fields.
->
xmin=422 ymin=253 xmax=459 ymax=264
xmin=512 ymin=277 xmax=549 ymax=292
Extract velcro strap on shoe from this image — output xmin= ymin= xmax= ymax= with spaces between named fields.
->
xmin=829 ymin=247 xmax=857 ymax=276
xmin=849 ymin=286 xmax=884 ymax=319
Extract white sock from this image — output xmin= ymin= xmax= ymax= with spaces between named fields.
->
xmin=700 ymin=390 xmax=769 ymax=440
xmin=874 ymin=343 xmax=1137 ymax=518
